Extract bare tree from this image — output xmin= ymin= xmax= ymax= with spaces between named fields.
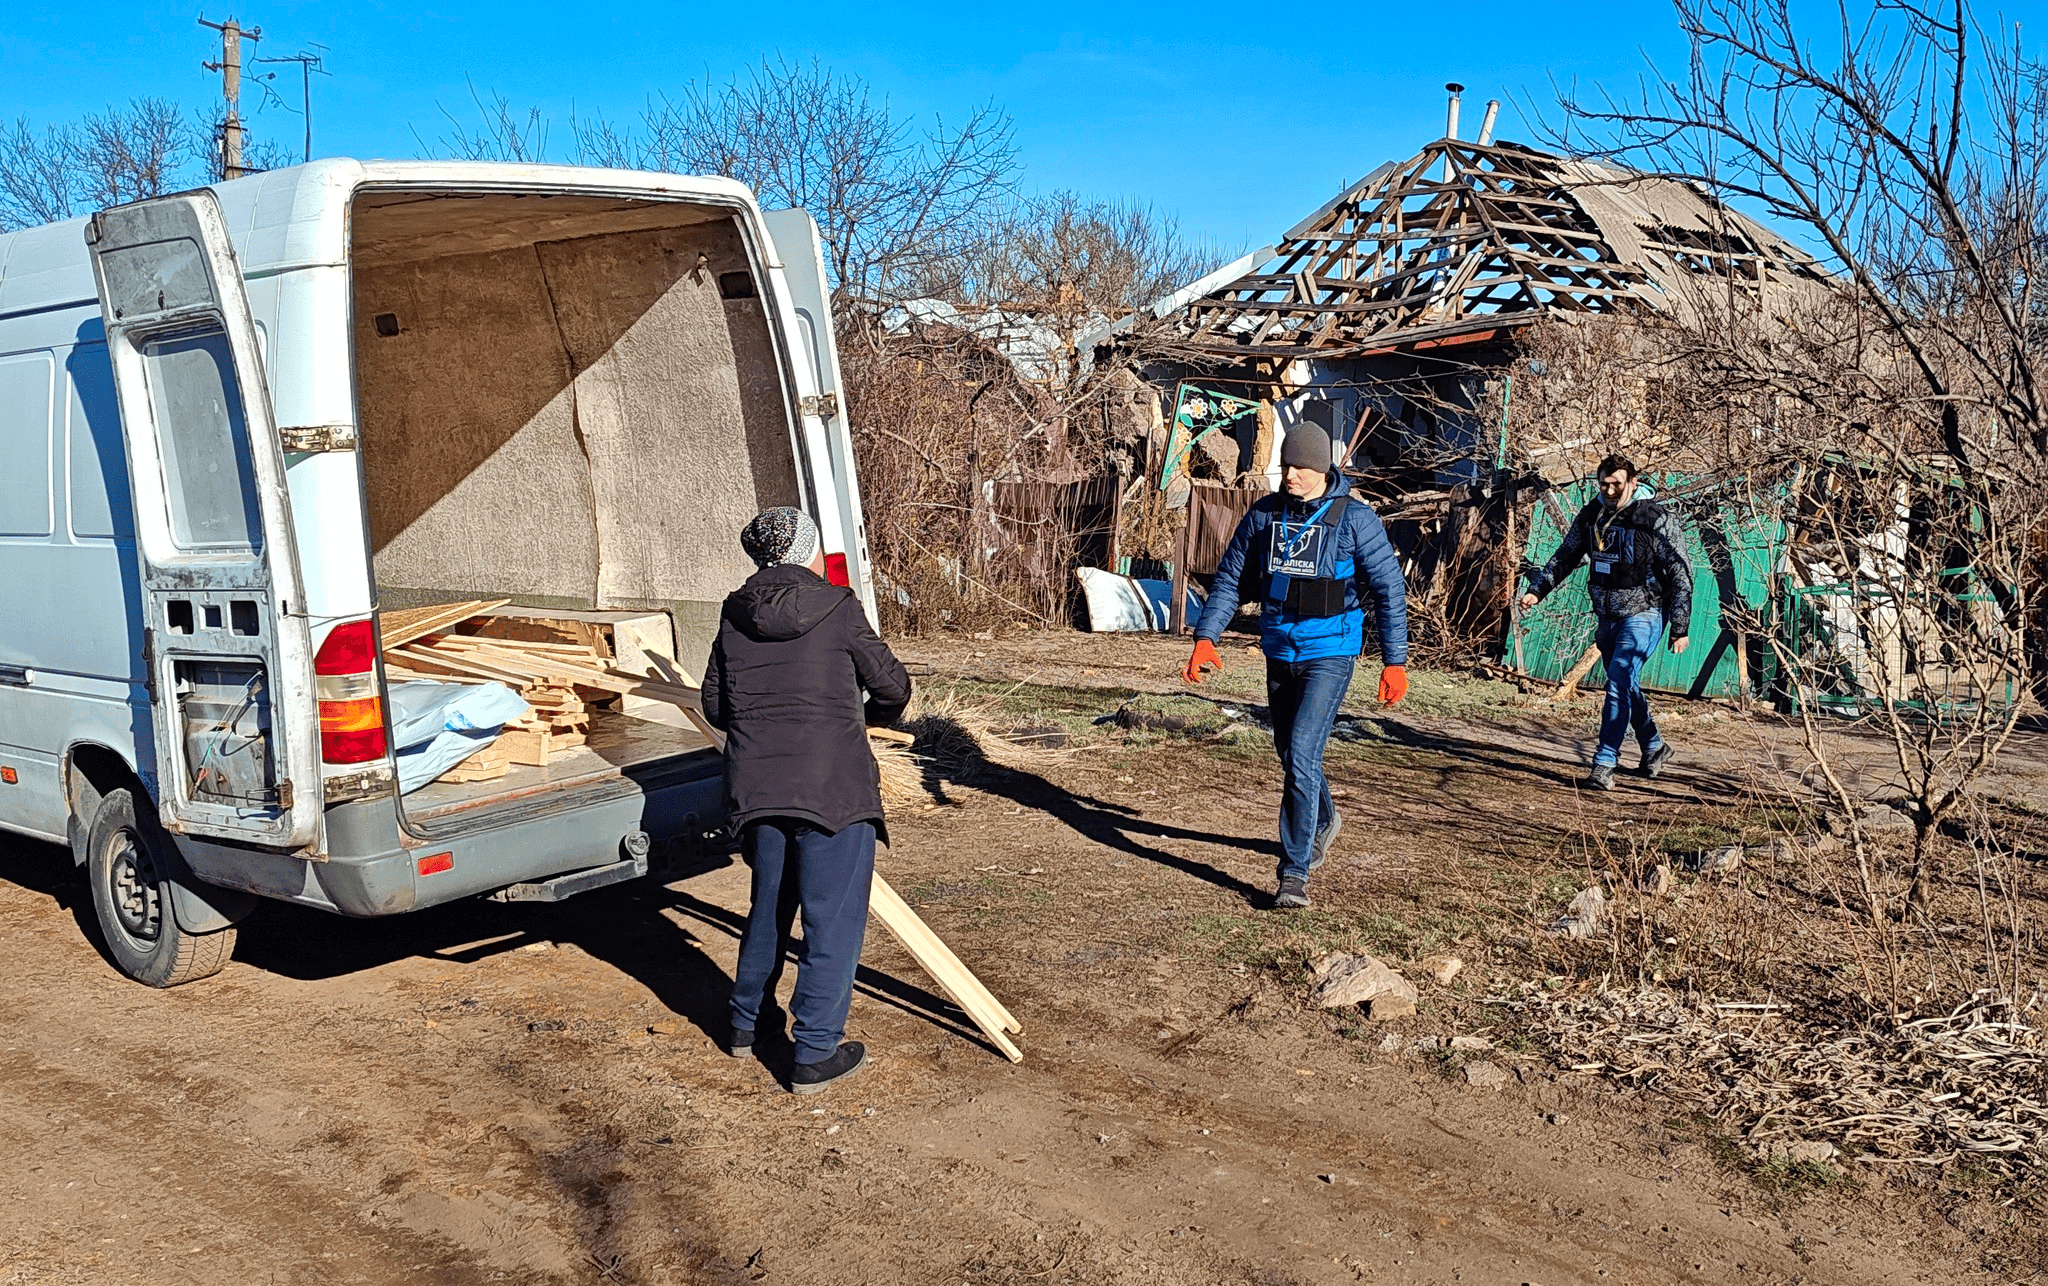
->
xmin=0 ymin=118 xmax=78 ymax=229
xmin=577 ymin=57 xmax=1019 ymax=305
xmin=419 ymin=83 xmax=551 ymax=163
xmin=1553 ymin=0 xmax=2048 ymax=1015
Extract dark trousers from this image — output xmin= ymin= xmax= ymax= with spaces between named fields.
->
xmin=729 ymin=818 xmax=876 ymax=1065
xmin=1266 ymin=656 xmax=1355 ymax=882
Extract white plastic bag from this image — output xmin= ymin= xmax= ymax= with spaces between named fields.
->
xmin=387 ymin=681 xmax=531 ymax=794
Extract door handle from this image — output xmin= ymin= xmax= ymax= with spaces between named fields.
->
xmin=0 ymin=664 xmax=27 ymax=687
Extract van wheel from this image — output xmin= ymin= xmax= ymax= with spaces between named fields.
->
xmin=86 ymin=788 xmax=236 ymax=987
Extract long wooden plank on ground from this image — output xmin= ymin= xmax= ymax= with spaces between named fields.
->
xmin=378 ymin=598 xmax=511 ymax=650
xmin=650 ymin=688 xmax=1022 ymax=1062
xmin=868 ymin=876 xmax=1023 ymax=1062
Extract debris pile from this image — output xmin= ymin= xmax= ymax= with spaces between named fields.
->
xmin=1513 ymin=986 xmax=2048 ymax=1169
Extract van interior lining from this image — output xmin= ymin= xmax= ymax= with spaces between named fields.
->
xmin=350 ymin=189 xmax=799 ymax=640
xmin=351 ymin=190 xmax=797 ymax=817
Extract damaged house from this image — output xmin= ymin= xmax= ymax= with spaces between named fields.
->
xmin=1094 ymin=92 xmax=1852 ymax=700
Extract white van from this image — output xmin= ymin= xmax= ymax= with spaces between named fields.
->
xmin=0 ymin=160 xmax=874 ymax=986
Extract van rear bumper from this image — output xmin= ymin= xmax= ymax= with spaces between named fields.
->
xmin=174 ymin=757 xmax=724 ymax=917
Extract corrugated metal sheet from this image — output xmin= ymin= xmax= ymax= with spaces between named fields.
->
xmin=1509 ymin=478 xmax=1783 ymax=698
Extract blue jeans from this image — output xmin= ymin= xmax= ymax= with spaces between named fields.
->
xmin=730 ymin=819 xmax=876 ymax=1065
xmin=1594 ymin=613 xmax=1667 ymax=768
xmin=1266 ymin=656 xmax=1354 ymax=882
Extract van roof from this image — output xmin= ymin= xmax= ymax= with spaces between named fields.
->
xmin=0 ymin=159 xmax=765 ymax=318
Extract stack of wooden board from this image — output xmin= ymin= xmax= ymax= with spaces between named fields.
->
xmin=376 ymin=599 xmax=712 ymax=781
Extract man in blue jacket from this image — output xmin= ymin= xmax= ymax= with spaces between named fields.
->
xmin=1182 ymin=423 xmax=1409 ymax=909
xmin=1518 ymin=455 xmax=1692 ymax=791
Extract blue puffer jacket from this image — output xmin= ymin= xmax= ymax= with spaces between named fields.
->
xmin=1192 ymin=469 xmax=1410 ymax=664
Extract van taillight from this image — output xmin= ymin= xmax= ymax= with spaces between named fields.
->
xmin=314 ymin=620 xmax=387 ymax=764
xmin=824 ymin=552 xmax=850 ymax=587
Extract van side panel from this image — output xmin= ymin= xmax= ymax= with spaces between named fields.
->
xmin=0 ymin=302 xmax=151 ymax=842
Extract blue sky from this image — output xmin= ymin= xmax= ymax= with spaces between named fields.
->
xmin=6 ymin=2 xmax=2045 ymax=250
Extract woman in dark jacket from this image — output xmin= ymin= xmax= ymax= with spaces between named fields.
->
xmin=701 ymin=506 xmax=910 ymax=1094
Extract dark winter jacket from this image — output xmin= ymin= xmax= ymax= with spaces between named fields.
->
xmin=1526 ymin=495 xmax=1694 ymax=635
xmin=700 ymin=565 xmax=912 ymax=838
xmin=1191 ymin=467 xmax=1410 ymax=664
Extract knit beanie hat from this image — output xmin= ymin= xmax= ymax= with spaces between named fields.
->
xmin=1280 ymin=423 xmax=1333 ymax=471
xmin=740 ymin=506 xmax=821 ymax=569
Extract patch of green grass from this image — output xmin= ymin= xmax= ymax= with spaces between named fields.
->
xmin=1754 ymin=1157 xmax=1856 ymax=1199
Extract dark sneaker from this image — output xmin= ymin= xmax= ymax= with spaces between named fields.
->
xmin=1583 ymin=763 xmax=1615 ymax=791
xmin=791 ymin=1041 xmax=868 ymax=1095
xmin=1308 ymin=808 xmax=1343 ymax=871
xmin=1274 ymin=877 xmax=1311 ymax=909
xmin=727 ymin=1027 xmax=754 ymax=1059
xmin=1642 ymin=741 xmax=1674 ymax=779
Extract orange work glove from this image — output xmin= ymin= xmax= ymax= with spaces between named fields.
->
xmin=1183 ymin=638 xmax=1223 ymax=684
xmin=1378 ymin=664 xmax=1408 ymax=705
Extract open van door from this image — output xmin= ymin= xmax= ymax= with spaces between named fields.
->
xmin=85 ymin=191 xmax=322 ymax=851
xmin=762 ymin=208 xmax=878 ymax=624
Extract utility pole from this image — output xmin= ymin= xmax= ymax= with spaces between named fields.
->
xmin=256 ymin=45 xmax=328 ymax=163
xmin=199 ymin=15 xmax=263 ymax=178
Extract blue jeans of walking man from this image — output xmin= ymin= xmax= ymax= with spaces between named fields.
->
xmin=1267 ymin=657 xmax=1354 ymax=882
xmin=1593 ymin=612 xmax=1667 ymax=768
xmin=729 ymin=819 xmax=876 ymax=1066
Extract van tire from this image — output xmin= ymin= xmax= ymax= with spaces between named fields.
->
xmin=85 ymin=788 xmax=236 ymax=987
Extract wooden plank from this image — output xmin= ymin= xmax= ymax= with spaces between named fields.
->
xmin=868 ymin=876 xmax=1023 ymax=1061
xmin=867 ymin=727 xmax=915 ymax=746
xmin=379 ymin=599 xmax=511 ymax=650
xmin=386 ymin=644 xmax=541 ymax=688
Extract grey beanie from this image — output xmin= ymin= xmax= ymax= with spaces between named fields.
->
xmin=740 ymin=506 xmax=821 ymax=569
xmin=1280 ymin=423 xmax=1333 ymax=471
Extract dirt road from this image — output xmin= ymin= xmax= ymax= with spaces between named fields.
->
xmin=0 ymin=638 xmax=1979 ymax=1285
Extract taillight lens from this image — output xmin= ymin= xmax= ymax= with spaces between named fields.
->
xmin=314 ymin=620 xmax=387 ymax=764
xmin=824 ymin=552 xmax=850 ymax=587
xmin=315 ymin=619 xmax=378 ymax=674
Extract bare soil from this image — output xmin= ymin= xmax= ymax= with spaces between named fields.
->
xmin=0 ymin=629 xmax=2018 ymax=1285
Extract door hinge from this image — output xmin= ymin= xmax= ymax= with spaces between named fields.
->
xmin=800 ymin=393 xmax=839 ymax=420
xmin=279 ymin=424 xmax=359 ymax=453
xmin=277 ymin=779 xmax=294 ymax=811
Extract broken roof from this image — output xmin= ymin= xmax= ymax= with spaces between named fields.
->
xmin=1136 ymin=137 xmax=1831 ymax=361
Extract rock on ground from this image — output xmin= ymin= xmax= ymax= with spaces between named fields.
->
xmin=1419 ymin=954 xmax=1464 ymax=985
xmin=1545 ymin=887 xmax=1609 ymax=940
xmin=1309 ymin=953 xmax=1416 ymax=1011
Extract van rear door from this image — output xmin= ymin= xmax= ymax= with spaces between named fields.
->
xmin=85 ymin=191 xmax=322 ymax=850
xmin=762 ymin=208 xmax=877 ymax=623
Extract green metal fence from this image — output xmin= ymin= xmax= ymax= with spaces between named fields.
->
xmin=1508 ymin=476 xmax=1784 ymax=699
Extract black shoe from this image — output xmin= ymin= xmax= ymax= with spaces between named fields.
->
xmin=1308 ymin=808 xmax=1343 ymax=872
xmin=1273 ymin=877 xmax=1311 ymax=909
xmin=727 ymin=1027 xmax=755 ymax=1059
xmin=1642 ymin=741 xmax=1674 ymax=779
xmin=791 ymin=1041 xmax=868 ymax=1095
xmin=1583 ymin=763 xmax=1615 ymax=791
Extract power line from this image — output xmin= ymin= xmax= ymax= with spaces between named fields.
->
xmin=255 ymin=44 xmax=330 ymax=163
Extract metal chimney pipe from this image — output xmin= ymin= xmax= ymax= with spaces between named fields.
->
xmin=1477 ymin=99 xmax=1500 ymax=146
xmin=1445 ymin=83 xmax=1464 ymax=140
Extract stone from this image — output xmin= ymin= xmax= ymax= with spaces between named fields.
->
xmin=1463 ymin=1061 xmax=1509 ymax=1089
xmin=1410 ymin=1036 xmax=1442 ymax=1052
xmin=1642 ymin=864 xmax=1674 ymax=897
xmin=1308 ymin=953 xmax=1417 ymax=1011
xmin=1367 ymin=994 xmax=1418 ymax=1021
xmin=1768 ymin=1139 xmax=1840 ymax=1165
xmin=1545 ymin=887 xmax=1609 ymax=939
xmin=1546 ymin=1112 xmax=1571 ymax=1126
xmin=1378 ymin=1033 xmax=1403 ymax=1053
xmin=1449 ymin=1035 xmax=1494 ymax=1052
xmin=648 ymin=1020 xmax=679 ymax=1036
xmin=1419 ymin=954 xmax=1464 ymax=986
xmin=1701 ymin=844 xmax=1744 ymax=875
